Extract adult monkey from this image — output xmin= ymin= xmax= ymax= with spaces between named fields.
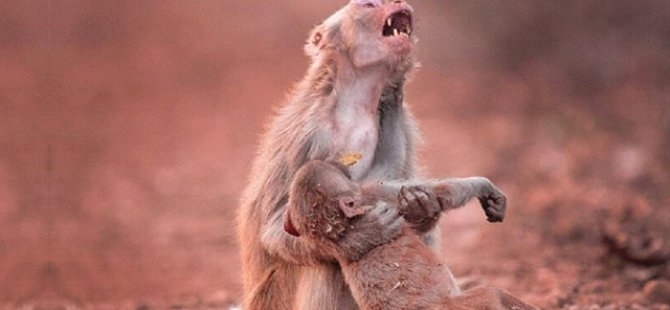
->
xmin=238 ymin=1 xmax=453 ymax=309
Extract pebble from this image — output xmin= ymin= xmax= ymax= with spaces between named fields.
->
xmin=643 ymin=280 xmax=670 ymax=305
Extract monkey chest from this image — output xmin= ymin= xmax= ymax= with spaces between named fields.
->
xmin=329 ymin=117 xmax=379 ymax=180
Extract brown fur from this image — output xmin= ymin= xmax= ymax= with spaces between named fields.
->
xmin=237 ymin=1 xmax=432 ymax=309
xmin=287 ymin=160 xmax=537 ymax=310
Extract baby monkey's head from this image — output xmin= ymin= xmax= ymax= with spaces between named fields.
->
xmin=305 ymin=0 xmax=416 ymax=72
xmin=285 ymin=160 xmax=366 ymax=241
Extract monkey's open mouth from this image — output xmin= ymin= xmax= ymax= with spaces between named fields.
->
xmin=383 ymin=10 xmax=412 ymax=37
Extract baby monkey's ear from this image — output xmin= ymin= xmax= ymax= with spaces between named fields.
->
xmin=338 ymin=197 xmax=366 ymax=218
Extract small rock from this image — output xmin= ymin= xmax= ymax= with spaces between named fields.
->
xmin=630 ymin=304 xmax=649 ymax=310
xmin=643 ymin=280 xmax=670 ymax=305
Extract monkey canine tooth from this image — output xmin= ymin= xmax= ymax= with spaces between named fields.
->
xmin=382 ymin=10 xmax=413 ymax=38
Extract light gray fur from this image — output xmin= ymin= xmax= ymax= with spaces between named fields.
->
xmin=237 ymin=2 xmax=435 ymax=309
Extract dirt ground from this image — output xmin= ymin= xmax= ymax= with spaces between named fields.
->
xmin=1 ymin=1 xmax=669 ymax=309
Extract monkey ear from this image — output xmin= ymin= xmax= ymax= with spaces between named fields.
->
xmin=304 ymin=27 xmax=324 ymax=58
xmin=283 ymin=210 xmax=300 ymax=237
xmin=339 ymin=197 xmax=365 ymax=218
xmin=304 ymin=7 xmax=346 ymax=58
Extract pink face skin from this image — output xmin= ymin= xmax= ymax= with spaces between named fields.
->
xmin=344 ymin=0 xmax=415 ymax=67
xmin=310 ymin=0 xmax=416 ymax=69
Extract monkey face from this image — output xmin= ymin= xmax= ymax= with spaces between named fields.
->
xmin=286 ymin=160 xmax=364 ymax=240
xmin=311 ymin=164 xmax=364 ymax=221
xmin=286 ymin=190 xmax=359 ymax=241
xmin=305 ymin=0 xmax=416 ymax=70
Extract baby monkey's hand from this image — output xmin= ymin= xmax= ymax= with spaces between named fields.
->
xmin=398 ymin=185 xmax=442 ymax=233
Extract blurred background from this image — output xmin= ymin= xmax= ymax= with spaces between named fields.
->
xmin=1 ymin=0 xmax=669 ymax=308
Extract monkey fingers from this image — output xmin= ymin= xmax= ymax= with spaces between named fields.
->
xmin=478 ymin=191 xmax=507 ymax=223
xmin=398 ymin=185 xmax=442 ymax=232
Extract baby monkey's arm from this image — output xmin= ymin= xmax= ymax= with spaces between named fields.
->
xmin=361 ymin=177 xmax=507 ymax=232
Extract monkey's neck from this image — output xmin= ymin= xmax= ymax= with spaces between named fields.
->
xmin=332 ymin=53 xmax=390 ymax=117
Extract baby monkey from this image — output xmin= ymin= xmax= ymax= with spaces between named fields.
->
xmin=285 ymin=160 xmax=536 ymax=310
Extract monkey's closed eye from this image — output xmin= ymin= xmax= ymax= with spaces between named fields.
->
xmin=352 ymin=0 xmax=381 ymax=8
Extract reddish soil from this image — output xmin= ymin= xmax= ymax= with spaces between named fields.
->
xmin=1 ymin=1 xmax=669 ymax=309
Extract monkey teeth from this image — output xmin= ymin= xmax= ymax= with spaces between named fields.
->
xmin=383 ymin=11 xmax=413 ymax=37
xmin=390 ymin=28 xmax=410 ymax=38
